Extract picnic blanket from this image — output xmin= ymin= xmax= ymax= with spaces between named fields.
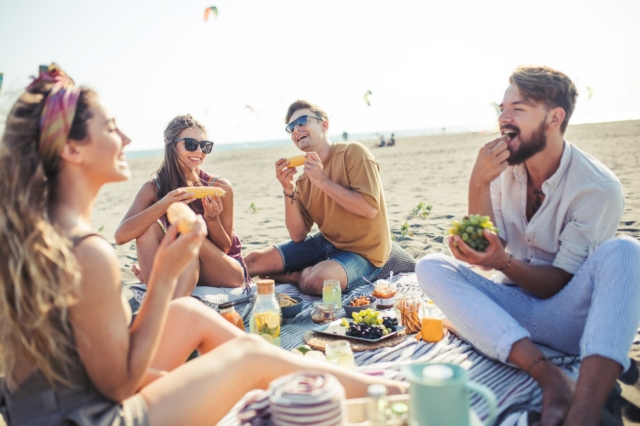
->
xmin=208 ymin=273 xmax=583 ymax=426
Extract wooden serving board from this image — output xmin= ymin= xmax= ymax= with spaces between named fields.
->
xmin=303 ymin=329 xmax=408 ymax=352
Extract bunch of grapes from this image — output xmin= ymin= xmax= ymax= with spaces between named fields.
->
xmin=341 ymin=311 xmax=398 ymax=339
xmin=448 ymin=214 xmax=498 ymax=252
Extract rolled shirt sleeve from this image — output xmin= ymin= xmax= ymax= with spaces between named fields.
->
xmin=553 ymin=180 xmax=625 ymax=274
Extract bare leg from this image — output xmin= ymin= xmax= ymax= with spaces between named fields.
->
xmin=563 ymin=355 xmax=621 ymax=426
xmin=244 ymin=246 xmax=285 ymax=277
xmin=507 ymin=338 xmax=574 ymax=426
xmin=135 ymin=222 xmax=165 ymax=284
xmin=197 ymin=239 xmax=244 ymax=288
xmin=141 ymin=333 xmax=407 ymax=426
xmin=263 ymin=270 xmax=303 ymax=285
xmin=297 ymin=260 xmax=348 ymax=296
xmin=173 ymin=257 xmax=199 ymax=299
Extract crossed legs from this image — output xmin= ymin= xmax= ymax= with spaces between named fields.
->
xmin=416 ymin=237 xmax=640 ymax=426
xmin=136 ymin=222 xmax=244 ymax=298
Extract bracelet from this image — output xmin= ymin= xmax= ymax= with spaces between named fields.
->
xmin=283 ymin=190 xmax=296 ymax=204
xmin=526 ymin=356 xmax=550 ymax=374
xmin=497 ymin=253 xmax=513 ymax=271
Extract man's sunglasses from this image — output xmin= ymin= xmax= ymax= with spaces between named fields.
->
xmin=285 ymin=115 xmax=323 ymax=134
xmin=175 ymin=137 xmax=214 ymax=154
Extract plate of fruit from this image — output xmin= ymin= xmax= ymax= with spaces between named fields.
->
xmin=312 ymin=309 xmax=405 ymax=343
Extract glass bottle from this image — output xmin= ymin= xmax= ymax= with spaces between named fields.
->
xmin=325 ymin=340 xmax=355 ymax=369
xmin=389 ymin=402 xmax=409 ymax=426
xmin=218 ymin=301 xmax=245 ymax=331
xmin=249 ymin=279 xmax=282 ymax=346
xmin=322 ymin=279 xmax=342 ymax=309
xmin=393 ymin=294 xmax=425 ymax=334
xmin=367 ymin=384 xmax=388 ymax=426
xmin=422 ymin=300 xmax=444 ymax=342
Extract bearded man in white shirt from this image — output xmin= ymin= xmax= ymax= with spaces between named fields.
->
xmin=416 ymin=65 xmax=640 ymax=426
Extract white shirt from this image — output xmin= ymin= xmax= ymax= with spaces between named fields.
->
xmin=490 ymin=141 xmax=624 ymax=278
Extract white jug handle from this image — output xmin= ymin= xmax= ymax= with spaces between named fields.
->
xmin=464 ymin=381 xmax=497 ymax=426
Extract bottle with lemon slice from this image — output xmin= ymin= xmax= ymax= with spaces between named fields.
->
xmin=249 ymin=279 xmax=282 ymax=346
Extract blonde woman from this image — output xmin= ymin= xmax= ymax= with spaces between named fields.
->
xmin=0 ymin=65 xmax=405 ymax=426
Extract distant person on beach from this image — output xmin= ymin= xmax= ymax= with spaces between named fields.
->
xmin=243 ymin=100 xmax=391 ymax=296
xmin=378 ymin=135 xmax=386 ymax=147
xmin=0 ymin=66 xmax=406 ymax=426
xmin=342 ymin=131 xmax=348 ymax=141
xmin=115 ymin=114 xmax=248 ymax=298
xmin=387 ymin=133 xmax=395 ymax=146
xmin=416 ymin=65 xmax=640 ymax=425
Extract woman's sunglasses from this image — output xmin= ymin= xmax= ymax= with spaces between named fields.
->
xmin=175 ymin=137 xmax=214 ymax=154
xmin=285 ymin=115 xmax=323 ymax=134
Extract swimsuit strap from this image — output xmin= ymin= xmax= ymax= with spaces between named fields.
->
xmin=68 ymin=230 xmax=104 ymax=247
xmin=152 ymin=177 xmax=161 ymax=190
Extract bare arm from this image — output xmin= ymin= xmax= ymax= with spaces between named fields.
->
xmin=449 ymin=231 xmax=573 ymax=299
xmin=202 ymin=179 xmax=234 ymax=253
xmin=304 ymin=152 xmax=378 ymax=219
xmin=70 ymin=221 xmax=206 ymax=401
xmin=276 ymin=158 xmax=309 ymax=242
xmin=114 ymin=181 xmax=194 ymax=245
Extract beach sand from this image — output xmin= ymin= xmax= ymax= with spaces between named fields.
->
xmin=93 ymin=119 xmax=640 ymax=424
xmin=95 ymin=119 xmax=639 ymax=279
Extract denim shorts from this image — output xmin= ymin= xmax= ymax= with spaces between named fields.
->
xmin=274 ymin=232 xmax=381 ymax=291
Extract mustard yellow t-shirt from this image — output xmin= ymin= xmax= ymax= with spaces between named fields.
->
xmin=294 ymin=142 xmax=391 ymax=267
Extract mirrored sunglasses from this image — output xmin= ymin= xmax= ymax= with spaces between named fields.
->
xmin=285 ymin=115 xmax=323 ymax=134
xmin=174 ymin=137 xmax=214 ymax=154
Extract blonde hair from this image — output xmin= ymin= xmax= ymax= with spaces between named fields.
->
xmin=0 ymin=76 xmax=94 ymax=387
xmin=509 ymin=66 xmax=578 ymax=134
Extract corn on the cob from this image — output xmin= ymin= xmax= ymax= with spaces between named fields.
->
xmin=285 ymin=155 xmax=306 ymax=168
xmin=179 ymin=186 xmax=226 ymax=199
xmin=167 ymin=202 xmax=197 ymax=233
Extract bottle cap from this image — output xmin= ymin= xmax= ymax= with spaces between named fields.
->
xmin=367 ymin=384 xmax=388 ymax=398
xmin=256 ymin=279 xmax=275 ymax=294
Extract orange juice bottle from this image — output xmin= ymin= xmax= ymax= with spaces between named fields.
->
xmin=219 ymin=302 xmax=245 ymax=331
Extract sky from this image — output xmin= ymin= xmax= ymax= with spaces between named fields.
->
xmin=1 ymin=0 xmax=639 ymax=151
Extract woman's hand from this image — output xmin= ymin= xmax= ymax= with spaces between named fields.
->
xmin=150 ymin=216 xmax=207 ymax=289
xmin=202 ymin=195 xmax=224 ymax=221
xmin=159 ymin=188 xmax=195 ymax=211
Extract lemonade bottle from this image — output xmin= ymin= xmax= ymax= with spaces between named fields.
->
xmin=322 ymin=279 xmax=342 ymax=309
xmin=249 ymin=279 xmax=282 ymax=346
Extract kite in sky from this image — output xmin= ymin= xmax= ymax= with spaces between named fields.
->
xmin=364 ymin=90 xmax=372 ymax=106
xmin=204 ymin=6 xmax=218 ymax=21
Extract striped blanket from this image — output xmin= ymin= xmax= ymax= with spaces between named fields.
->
xmin=217 ymin=273 xmax=584 ymax=426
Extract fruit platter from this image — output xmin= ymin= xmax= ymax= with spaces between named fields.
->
xmin=312 ymin=309 xmax=405 ymax=343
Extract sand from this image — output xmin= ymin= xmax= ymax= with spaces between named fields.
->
xmin=94 ymin=119 xmax=640 ymax=280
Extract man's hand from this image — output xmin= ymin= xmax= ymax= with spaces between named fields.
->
xmin=450 ymin=229 xmax=510 ymax=270
xmin=470 ymin=136 xmax=511 ymax=188
xmin=303 ymin=152 xmax=329 ymax=187
xmin=275 ymin=158 xmax=298 ymax=193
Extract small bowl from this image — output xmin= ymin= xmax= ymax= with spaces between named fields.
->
xmin=343 ymin=296 xmax=378 ymax=318
xmin=280 ymin=296 xmax=304 ymax=318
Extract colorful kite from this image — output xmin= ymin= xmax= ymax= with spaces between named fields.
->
xmin=204 ymin=6 xmax=218 ymax=21
xmin=0 ymin=73 xmax=3 ymax=93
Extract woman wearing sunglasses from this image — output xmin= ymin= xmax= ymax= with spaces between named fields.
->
xmin=0 ymin=65 xmax=405 ymax=425
xmin=116 ymin=114 xmax=248 ymax=298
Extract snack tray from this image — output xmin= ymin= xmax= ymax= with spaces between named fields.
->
xmin=312 ymin=319 xmax=406 ymax=343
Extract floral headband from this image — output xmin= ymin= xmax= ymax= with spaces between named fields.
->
xmin=27 ymin=63 xmax=81 ymax=174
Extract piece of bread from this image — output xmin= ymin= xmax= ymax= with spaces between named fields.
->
xmin=286 ymin=155 xmax=306 ymax=168
xmin=166 ymin=202 xmax=197 ymax=233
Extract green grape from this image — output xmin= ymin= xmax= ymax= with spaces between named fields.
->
xmin=448 ymin=214 xmax=499 ymax=252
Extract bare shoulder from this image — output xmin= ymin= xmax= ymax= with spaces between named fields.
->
xmin=73 ymin=236 xmax=119 ymax=289
xmin=139 ymin=179 xmax=160 ymax=200
xmin=212 ymin=177 xmax=233 ymax=193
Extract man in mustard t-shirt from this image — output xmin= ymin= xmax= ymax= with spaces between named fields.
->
xmin=244 ymin=100 xmax=391 ymax=296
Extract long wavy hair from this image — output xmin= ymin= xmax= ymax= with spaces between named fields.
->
xmin=0 ymin=75 xmax=95 ymax=387
xmin=154 ymin=114 xmax=208 ymax=200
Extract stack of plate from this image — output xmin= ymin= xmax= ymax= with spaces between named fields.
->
xmin=269 ymin=372 xmax=347 ymax=426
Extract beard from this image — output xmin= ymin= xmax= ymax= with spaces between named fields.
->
xmin=507 ymin=120 xmax=548 ymax=165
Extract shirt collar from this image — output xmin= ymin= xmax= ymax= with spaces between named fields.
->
xmin=511 ymin=140 xmax=572 ymax=188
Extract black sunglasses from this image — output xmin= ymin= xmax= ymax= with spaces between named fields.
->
xmin=285 ymin=115 xmax=323 ymax=134
xmin=174 ymin=137 xmax=214 ymax=154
